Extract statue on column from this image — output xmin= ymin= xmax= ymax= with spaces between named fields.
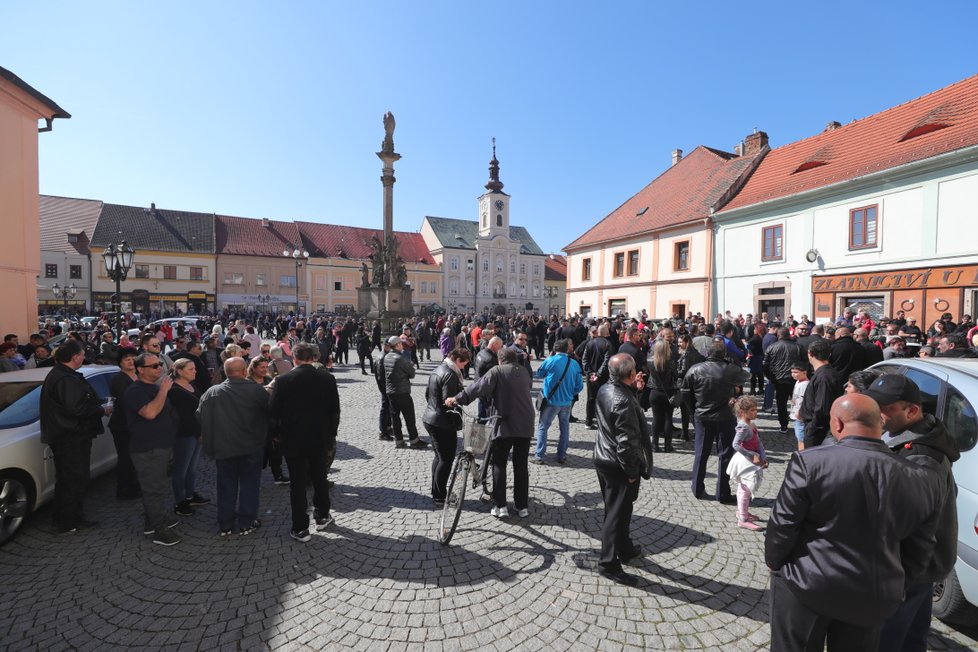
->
xmin=360 ymin=262 xmax=370 ymax=288
xmin=393 ymin=257 xmax=408 ymax=287
xmin=369 ymin=234 xmax=386 ymax=286
xmin=385 ymin=236 xmax=402 ymax=287
xmin=381 ymin=112 xmax=396 ymax=155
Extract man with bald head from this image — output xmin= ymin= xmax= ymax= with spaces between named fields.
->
xmin=198 ymin=355 xmax=271 ymax=536
xmin=765 ymin=394 xmax=940 ymax=651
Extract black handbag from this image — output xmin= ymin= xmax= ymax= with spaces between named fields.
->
xmin=535 ymin=357 xmax=571 ymax=411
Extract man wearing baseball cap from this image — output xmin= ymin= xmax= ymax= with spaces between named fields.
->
xmin=864 ymin=373 xmax=960 ymax=651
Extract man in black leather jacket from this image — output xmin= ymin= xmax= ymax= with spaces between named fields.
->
xmin=762 ymin=328 xmax=806 ymax=434
xmin=383 ymin=336 xmax=428 ymax=449
xmin=593 ymin=353 xmax=654 ymax=586
xmin=679 ymin=339 xmax=748 ymax=502
xmin=474 ymin=336 xmax=503 ymax=421
xmin=865 ymin=374 xmax=960 ymax=651
xmin=39 ymin=339 xmax=110 ymax=533
xmin=582 ymin=323 xmax=614 ymax=430
xmin=765 ymin=393 xmax=940 ymax=651
xmin=423 ymin=348 xmax=471 ymax=506
xmin=372 ymin=340 xmax=394 ymax=441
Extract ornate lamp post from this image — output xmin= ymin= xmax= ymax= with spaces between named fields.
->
xmin=283 ymin=245 xmax=309 ymax=315
xmin=51 ymin=282 xmax=77 ymax=315
xmin=543 ymin=286 xmax=559 ymax=316
xmin=102 ymin=240 xmax=135 ymax=340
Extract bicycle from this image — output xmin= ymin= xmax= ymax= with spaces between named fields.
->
xmin=438 ymin=409 xmax=496 ymax=545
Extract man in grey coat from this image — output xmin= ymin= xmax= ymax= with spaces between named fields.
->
xmin=197 ymin=357 xmax=271 ymax=536
xmin=384 ymin=335 xmax=428 ymax=449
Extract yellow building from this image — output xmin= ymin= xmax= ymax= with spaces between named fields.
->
xmin=0 ymin=67 xmax=69 ymax=337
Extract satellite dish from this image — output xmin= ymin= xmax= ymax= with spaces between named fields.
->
xmin=805 ymin=249 xmax=819 ymax=263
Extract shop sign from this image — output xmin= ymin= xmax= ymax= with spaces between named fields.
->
xmin=813 ymin=265 xmax=978 ymax=292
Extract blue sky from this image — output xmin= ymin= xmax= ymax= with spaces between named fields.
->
xmin=4 ymin=1 xmax=977 ymax=255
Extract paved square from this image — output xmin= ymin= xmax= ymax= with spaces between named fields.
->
xmin=1 ymin=353 xmax=975 ymax=650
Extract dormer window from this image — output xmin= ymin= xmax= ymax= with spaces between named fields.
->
xmin=900 ymin=101 xmax=958 ymax=142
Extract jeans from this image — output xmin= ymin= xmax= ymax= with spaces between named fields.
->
xmin=878 ymin=582 xmax=932 ymax=652
xmin=690 ymin=417 xmax=736 ymax=500
xmin=596 ymin=464 xmax=640 ymax=573
xmin=535 ymin=403 xmax=570 ymax=461
xmin=215 ymin=448 xmax=264 ymax=531
xmin=762 ymin=380 xmax=775 ymax=410
xmin=50 ymin=438 xmax=92 ymax=528
xmin=792 ymin=419 xmax=806 ymax=444
xmin=426 ymin=423 xmax=458 ymax=501
xmin=285 ymin=452 xmax=331 ymax=532
xmin=389 ymin=393 xmax=420 ymax=442
xmin=171 ymin=436 xmax=200 ymax=503
xmin=131 ymin=446 xmax=171 ymax=533
xmin=492 ymin=437 xmax=530 ymax=509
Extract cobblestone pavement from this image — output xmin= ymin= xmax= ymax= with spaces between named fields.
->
xmin=1 ymin=351 xmax=976 ymax=651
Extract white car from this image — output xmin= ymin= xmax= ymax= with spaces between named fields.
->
xmin=0 ymin=365 xmax=119 ymax=545
xmin=870 ymin=357 xmax=978 ymax=625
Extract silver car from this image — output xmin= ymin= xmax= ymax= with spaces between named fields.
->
xmin=870 ymin=357 xmax=978 ymax=625
xmin=0 ymin=365 xmax=119 ymax=545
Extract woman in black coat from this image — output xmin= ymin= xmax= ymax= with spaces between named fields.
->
xmin=675 ymin=333 xmax=704 ymax=442
xmin=422 ymin=348 xmax=471 ymax=505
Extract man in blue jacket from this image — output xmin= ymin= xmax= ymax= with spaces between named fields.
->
xmin=532 ymin=339 xmax=583 ymax=464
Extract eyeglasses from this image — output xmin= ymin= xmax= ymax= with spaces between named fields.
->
xmin=148 ymin=343 xmax=161 ymax=348
xmin=138 ymin=363 xmax=163 ymax=369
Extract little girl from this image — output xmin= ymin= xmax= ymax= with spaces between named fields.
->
xmin=726 ymin=396 xmax=769 ymax=531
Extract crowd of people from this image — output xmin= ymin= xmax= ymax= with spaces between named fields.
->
xmin=20 ymin=303 xmax=974 ymax=650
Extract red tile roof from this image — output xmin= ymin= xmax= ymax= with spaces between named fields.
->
xmin=722 ymin=74 xmax=978 ymax=212
xmin=295 ymin=222 xmax=436 ymax=265
xmin=565 ymin=146 xmax=762 ymax=251
xmin=545 ymin=254 xmax=567 ymax=281
xmin=216 ymin=214 xmax=302 ymax=256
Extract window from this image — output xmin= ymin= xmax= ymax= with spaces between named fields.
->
xmin=450 ymin=257 xmax=458 ymax=271
xmin=135 ymin=264 xmax=150 ymax=279
xmin=69 ymin=265 xmax=82 ymax=279
xmin=315 ymin=276 xmax=326 ymax=291
xmin=496 ymin=256 xmax=503 ymax=272
xmin=533 ymin=284 xmax=540 ymax=297
xmin=510 ymin=260 xmax=516 ymax=274
xmin=430 ymin=282 xmax=436 ymax=294
xmin=943 ymin=385 xmax=977 ymax=452
xmin=613 ymin=252 xmax=625 ymax=278
xmin=496 ymin=214 xmax=502 ymax=227
xmin=627 ymin=249 xmax=639 ymax=276
xmin=902 ymin=369 xmax=941 ymax=416
xmin=334 ymin=281 xmax=342 ymax=291
xmin=466 ymin=259 xmax=474 ymax=272
xmin=582 ymin=258 xmax=592 ymax=281
xmin=224 ymin=272 xmax=245 ymax=285
xmin=482 ymin=283 xmax=488 ymax=296
xmin=163 ymin=265 xmax=177 ymax=280
xmin=280 ymin=275 xmax=297 ymax=288
xmin=45 ymin=264 xmax=58 ymax=278
xmin=483 ymin=259 xmax=489 ymax=272
xmin=762 ymin=225 xmax=784 ymax=261
xmin=255 ymin=273 xmax=267 ymax=286
xmin=849 ymin=205 xmax=878 ymax=250
xmin=534 ymin=264 xmax=540 ymax=276
xmin=420 ymin=281 xmax=428 ymax=293
xmin=467 ymin=281 xmax=474 ymax=295
xmin=520 ymin=263 xmax=526 ymax=275
xmin=608 ymin=299 xmax=626 ymax=316
xmin=449 ymin=279 xmax=458 ymax=295
xmin=674 ymin=241 xmax=690 ymax=271
xmin=190 ymin=266 xmax=204 ymax=281
xmin=520 ymin=283 xmax=526 ymax=297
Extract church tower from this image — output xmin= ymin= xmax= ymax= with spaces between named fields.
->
xmin=478 ymin=138 xmax=510 ymax=238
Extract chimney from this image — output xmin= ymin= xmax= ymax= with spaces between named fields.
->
xmin=671 ymin=149 xmax=683 ymax=166
xmin=824 ymin=120 xmax=841 ymax=132
xmin=734 ymin=142 xmax=744 ymax=157
xmin=743 ymin=130 xmax=769 ymax=156
xmin=261 ymin=218 xmax=271 ymax=228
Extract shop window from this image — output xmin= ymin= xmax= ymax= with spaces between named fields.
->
xmin=608 ymin=299 xmax=626 ymax=316
xmin=674 ymin=241 xmax=690 ymax=271
xmin=762 ymin=225 xmax=783 ymax=261
xmin=849 ymin=204 xmax=878 ymax=250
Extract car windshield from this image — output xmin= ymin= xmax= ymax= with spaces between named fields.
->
xmin=0 ymin=382 xmax=44 ymax=428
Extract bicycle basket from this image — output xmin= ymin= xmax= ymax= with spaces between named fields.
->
xmin=463 ymin=419 xmax=490 ymax=453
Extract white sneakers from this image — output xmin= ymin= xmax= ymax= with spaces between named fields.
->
xmin=517 ymin=508 xmax=529 ymax=518
xmin=491 ymin=506 xmax=509 ymax=518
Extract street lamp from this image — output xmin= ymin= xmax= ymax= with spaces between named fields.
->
xmin=282 ymin=245 xmax=309 ymax=315
xmin=102 ymin=240 xmax=135 ymax=340
xmin=257 ymin=294 xmax=270 ymax=313
xmin=51 ymin=282 xmax=77 ymax=315
xmin=543 ymin=286 xmax=559 ymax=315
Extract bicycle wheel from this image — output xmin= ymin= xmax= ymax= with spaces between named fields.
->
xmin=438 ymin=454 xmax=470 ymax=545
xmin=478 ymin=441 xmax=493 ymax=503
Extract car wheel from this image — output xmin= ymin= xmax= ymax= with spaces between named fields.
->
xmin=933 ymin=568 xmax=978 ymax=626
xmin=0 ymin=472 xmax=35 ymax=546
